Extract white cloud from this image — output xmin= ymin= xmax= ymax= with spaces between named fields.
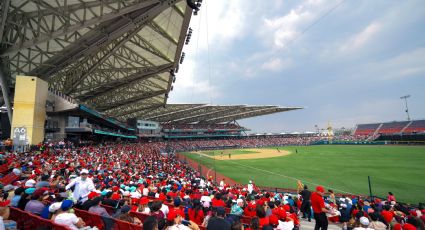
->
xmin=339 ymin=22 xmax=381 ymax=52
xmin=260 ymin=0 xmax=337 ymax=49
xmin=261 ymin=58 xmax=292 ymax=72
xmin=189 ymin=0 xmax=248 ymax=51
xmin=363 ymin=47 xmax=425 ymax=81
xmin=168 ymin=57 xmax=219 ymax=103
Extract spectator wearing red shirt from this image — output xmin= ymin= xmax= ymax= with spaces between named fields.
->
xmin=387 ymin=192 xmax=396 ymax=203
xmin=188 ymin=199 xmax=204 ymax=225
xmin=244 ymin=202 xmax=257 ymax=217
xmin=311 ymin=186 xmax=332 ymax=230
xmin=211 ymin=193 xmax=226 ymax=207
xmin=256 ymin=204 xmax=269 ymax=227
xmin=381 ymin=205 xmax=394 ymax=224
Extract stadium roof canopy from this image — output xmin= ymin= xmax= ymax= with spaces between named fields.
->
xmin=130 ymin=104 xmax=302 ymax=124
xmin=0 ymin=0 xmax=194 ymax=120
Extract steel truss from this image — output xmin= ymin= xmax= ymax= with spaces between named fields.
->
xmin=0 ymin=0 xmax=192 ymax=120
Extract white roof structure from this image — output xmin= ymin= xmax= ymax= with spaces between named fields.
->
xmin=0 ymin=0 xmax=194 ymax=119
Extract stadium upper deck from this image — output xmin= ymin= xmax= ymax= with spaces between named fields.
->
xmin=0 ymin=0 xmax=196 ymax=123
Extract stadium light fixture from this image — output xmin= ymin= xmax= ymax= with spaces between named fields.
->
xmin=400 ymin=95 xmax=411 ymax=121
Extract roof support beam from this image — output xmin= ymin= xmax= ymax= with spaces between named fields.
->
xmin=138 ymin=104 xmax=202 ymax=119
xmin=164 ymin=4 xmax=192 ymax=104
xmin=111 ymin=102 xmax=164 ymax=118
xmin=0 ymin=0 xmax=10 ymax=44
xmin=205 ymin=107 xmax=300 ymax=124
xmin=168 ymin=106 xmax=246 ymax=124
xmin=28 ymin=0 xmax=174 ymax=80
xmin=76 ymin=63 xmax=173 ymax=100
xmin=1 ymin=0 xmax=163 ymax=56
xmin=149 ymin=22 xmax=178 ymax=45
xmin=96 ymin=89 xmax=167 ymax=111
xmin=0 ymin=65 xmax=12 ymax=124
xmin=145 ymin=104 xmax=206 ymax=120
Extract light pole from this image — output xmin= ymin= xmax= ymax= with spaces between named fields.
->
xmin=400 ymin=95 xmax=411 ymax=121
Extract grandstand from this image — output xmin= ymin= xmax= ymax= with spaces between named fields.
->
xmin=354 ymin=119 xmax=425 ymax=136
xmin=0 ymin=1 xmax=424 ymax=230
xmin=0 ymin=0 xmax=195 ymax=140
xmin=403 ymin=120 xmax=425 ymax=133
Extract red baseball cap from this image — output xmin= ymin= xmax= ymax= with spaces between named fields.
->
xmin=88 ymin=192 xmax=99 ymax=200
xmin=409 ymin=210 xmax=417 ymax=217
xmin=139 ymin=197 xmax=149 ymax=205
xmin=402 ymin=223 xmax=417 ymax=230
xmin=167 ymin=209 xmax=185 ymax=221
xmin=0 ymin=200 xmax=10 ymax=207
xmin=111 ymin=193 xmax=121 ymax=200
xmin=393 ymin=223 xmax=402 ymax=230
xmin=277 ymin=208 xmax=287 ymax=220
xmin=131 ymin=198 xmax=139 ymax=204
xmin=269 ymin=214 xmax=279 ymax=225
xmin=316 ymin=186 xmax=325 ymax=193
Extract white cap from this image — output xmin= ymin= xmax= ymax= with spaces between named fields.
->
xmin=25 ymin=179 xmax=36 ymax=187
xmin=360 ymin=217 xmax=369 ymax=226
xmin=130 ymin=192 xmax=141 ymax=199
xmin=237 ymin=199 xmax=243 ymax=204
xmin=49 ymin=202 xmax=62 ymax=213
xmin=80 ymin=169 xmax=89 ymax=174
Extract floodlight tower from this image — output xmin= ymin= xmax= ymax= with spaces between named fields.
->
xmin=400 ymin=95 xmax=411 ymax=121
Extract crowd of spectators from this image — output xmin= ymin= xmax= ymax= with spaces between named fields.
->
xmin=0 ymin=138 xmax=422 ymax=230
xmin=162 ymin=124 xmax=243 ymax=130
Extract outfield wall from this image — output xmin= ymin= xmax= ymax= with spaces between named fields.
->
xmin=314 ymin=140 xmax=425 ymax=145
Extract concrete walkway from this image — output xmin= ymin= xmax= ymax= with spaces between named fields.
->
xmin=300 ymin=219 xmax=342 ymax=230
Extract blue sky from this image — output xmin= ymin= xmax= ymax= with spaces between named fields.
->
xmin=169 ymin=0 xmax=425 ymax=133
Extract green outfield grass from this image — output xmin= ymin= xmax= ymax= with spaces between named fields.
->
xmin=182 ymin=145 xmax=425 ymax=204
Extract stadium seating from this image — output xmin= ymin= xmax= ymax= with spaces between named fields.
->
xmin=403 ymin=120 xmax=425 ymax=133
xmin=354 ymin=120 xmax=425 ymax=136
xmin=0 ymin=164 xmax=9 ymax=174
xmin=129 ymin=211 xmax=151 ymax=222
xmin=74 ymin=208 xmax=105 ymax=230
xmin=114 ymin=219 xmax=142 ymax=230
xmin=354 ymin=123 xmax=381 ymax=135
xmin=9 ymin=207 xmax=71 ymax=230
xmin=101 ymin=204 xmax=116 ymax=215
xmin=0 ymin=172 xmax=18 ymax=185
xmin=378 ymin=121 xmax=410 ymax=134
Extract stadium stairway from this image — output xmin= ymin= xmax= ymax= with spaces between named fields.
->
xmin=369 ymin=123 xmax=384 ymax=140
xmin=300 ymin=219 xmax=341 ymax=230
xmin=400 ymin=120 xmax=413 ymax=133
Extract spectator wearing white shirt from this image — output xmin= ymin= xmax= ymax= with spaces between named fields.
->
xmin=54 ymin=200 xmax=85 ymax=230
xmin=65 ymin=169 xmax=95 ymax=203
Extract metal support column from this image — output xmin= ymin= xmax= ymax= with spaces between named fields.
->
xmin=0 ymin=66 xmax=12 ymax=124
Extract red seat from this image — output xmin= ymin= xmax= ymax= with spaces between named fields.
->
xmin=74 ymin=208 xmax=104 ymax=230
xmin=101 ymin=204 xmax=116 ymax=215
xmin=0 ymin=173 xmax=18 ymax=185
xmin=129 ymin=211 xmax=151 ymax=222
xmin=241 ymin=215 xmax=253 ymax=225
xmin=0 ymin=164 xmax=9 ymax=174
xmin=9 ymin=207 xmax=71 ymax=230
xmin=114 ymin=219 xmax=142 ymax=230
